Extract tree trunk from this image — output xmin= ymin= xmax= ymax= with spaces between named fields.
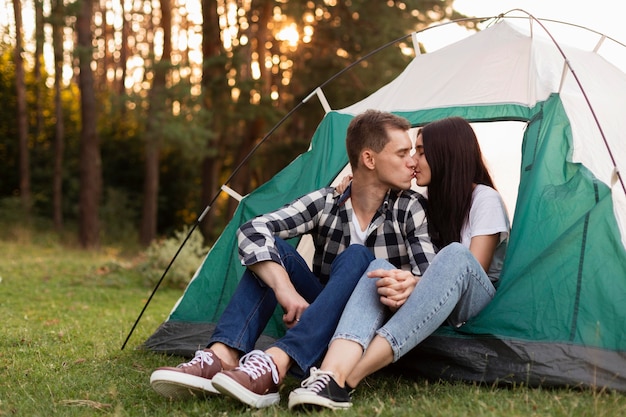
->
xmin=139 ymin=0 xmax=172 ymax=246
xmin=34 ymin=0 xmax=45 ymax=139
xmin=199 ymin=0 xmax=229 ymax=241
xmin=34 ymin=0 xmax=44 ymax=142
xmin=51 ymin=0 xmax=65 ymax=231
xmin=12 ymin=0 xmax=31 ymax=217
xmin=77 ymin=0 xmax=102 ymax=249
xmin=225 ymin=0 xmax=272 ymax=219
xmin=118 ymin=0 xmax=129 ymax=96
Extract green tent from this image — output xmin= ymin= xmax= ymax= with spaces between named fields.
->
xmin=144 ymin=16 xmax=626 ymax=390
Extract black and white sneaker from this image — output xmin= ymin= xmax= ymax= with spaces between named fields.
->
xmin=288 ymin=368 xmax=352 ymax=410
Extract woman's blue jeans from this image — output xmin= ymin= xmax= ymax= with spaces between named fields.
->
xmin=209 ymin=238 xmax=374 ymax=373
xmin=332 ymin=242 xmax=496 ymax=362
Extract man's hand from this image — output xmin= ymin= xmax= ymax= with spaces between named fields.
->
xmin=247 ymin=260 xmax=310 ymax=328
xmin=273 ymin=285 xmax=310 ymax=328
xmin=367 ymin=268 xmax=419 ymax=311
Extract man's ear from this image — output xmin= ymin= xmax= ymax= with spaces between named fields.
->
xmin=361 ymin=149 xmax=375 ymax=170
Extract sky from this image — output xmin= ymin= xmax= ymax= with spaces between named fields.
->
xmin=454 ymin=0 xmax=622 ymax=39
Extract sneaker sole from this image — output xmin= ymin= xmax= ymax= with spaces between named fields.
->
xmin=211 ymin=373 xmax=280 ymax=408
xmin=288 ymin=390 xmax=351 ymax=410
xmin=150 ymin=369 xmax=219 ymax=399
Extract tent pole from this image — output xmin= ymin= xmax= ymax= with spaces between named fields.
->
xmin=120 ymin=104 xmax=305 ymax=350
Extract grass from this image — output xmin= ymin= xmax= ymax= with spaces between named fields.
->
xmin=1 ymin=231 xmax=625 ymax=416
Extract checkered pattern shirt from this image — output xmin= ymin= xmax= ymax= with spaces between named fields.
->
xmin=237 ymin=185 xmax=436 ymax=284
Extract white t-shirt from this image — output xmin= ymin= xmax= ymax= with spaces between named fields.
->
xmin=460 ymin=184 xmax=510 ymax=283
xmin=350 ymin=213 xmax=368 ymax=246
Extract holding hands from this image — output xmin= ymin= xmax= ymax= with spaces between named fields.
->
xmin=368 ymin=268 xmax=419 ymax=311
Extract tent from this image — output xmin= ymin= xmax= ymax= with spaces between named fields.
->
xmin=143 ymin=13 xmax=626 ymax=391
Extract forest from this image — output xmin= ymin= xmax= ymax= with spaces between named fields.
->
xmin=0 ymin=0 xmax=475 ymax=248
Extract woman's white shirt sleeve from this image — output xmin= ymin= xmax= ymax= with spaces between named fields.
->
xmin=461 ymin=184 xmax=510 ymax=247
xmin=461 ymin=184 xmax=511 ymax=283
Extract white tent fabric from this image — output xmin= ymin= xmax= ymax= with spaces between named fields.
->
xmin=341 ymin=20 xmax=626 ymax=248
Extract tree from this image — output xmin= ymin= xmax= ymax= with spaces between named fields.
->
xmin=219 ymin=0 xmax=271 ymax=218
xmin=199 ymin=0 xmax=228 ymax=240
xmin=34 ymin=0 xmax=44 ymax=140
xmin=12 ymin=0 xmax=31 ymax=216
xmin=140 ymin=0 xmax=173 ymax=246
xmin=0 ymin=0 xmax=471 ymax=244
xmin=76 ymin=0 xmax=102 ymax=248
xmin=51 ymin=0 xmax=65 ymax=231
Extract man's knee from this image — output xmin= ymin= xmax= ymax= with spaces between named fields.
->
xmin=335 ymin=244 xmax=373 ymax=264
xmin=274 ymin=237 xmax=301 ymax=261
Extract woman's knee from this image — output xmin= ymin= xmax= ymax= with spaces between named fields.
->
xmin=438 ymin=242 xmax=473 ymax=263
xmin=366 ymin=258 xmax=395 ymax=272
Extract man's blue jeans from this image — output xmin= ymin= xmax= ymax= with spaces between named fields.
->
xmin=209 ymin=238 xmax=374 ymax=374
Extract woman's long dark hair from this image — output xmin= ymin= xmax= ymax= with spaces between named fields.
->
xmin=420 ymin=117 xmax=494 ymax=248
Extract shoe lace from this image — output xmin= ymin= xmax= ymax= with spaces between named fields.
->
xmin=237 ymin=350 xmax=280 ymax=384
xmin=179 ymin=349 xmax=214 ymax=369
xmin=300 ymin=367 xmax=335 ymax=393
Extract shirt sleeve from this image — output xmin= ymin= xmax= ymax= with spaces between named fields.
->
xmin=236 ymin=188 xmax=333 ymax=266
xmin=466 ymin=185 xmax=510 ymax=243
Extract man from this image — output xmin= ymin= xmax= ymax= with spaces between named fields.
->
xmin=149 ymin=109 xmax=435 ymax=408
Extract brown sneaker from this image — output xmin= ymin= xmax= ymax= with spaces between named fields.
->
xmin=211 ymin=350 xmax=280 ymax=408
xmin=150 ymin=349 xmax=223 ymax=399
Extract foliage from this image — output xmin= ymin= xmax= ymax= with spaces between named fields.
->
xmin=1 ymin=237 xmax=626 ymax=416
xmin=0 ymin=46 xmax=18 ymax=196
xmin=136 ymin=225 xmax=210 ymax=289
xmin=0 ymin=0 xmax=479 ymax=246
xmin=0 ymin=42 xmax=82 ymax=214
xmin=100 ymin=187 xmax=141 ymax=246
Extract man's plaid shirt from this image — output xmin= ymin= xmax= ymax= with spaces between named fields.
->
xmin=237 ymin=185 xmax=436 ymax=284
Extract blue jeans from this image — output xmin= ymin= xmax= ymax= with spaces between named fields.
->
xmin=332 ymin=242 xmax=496 ymax=362
xmin=209 ymin=238 xmax=374 ymax=374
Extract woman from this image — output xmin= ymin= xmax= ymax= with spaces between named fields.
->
xmin=287 ymin=116 xmax=510 ymax=410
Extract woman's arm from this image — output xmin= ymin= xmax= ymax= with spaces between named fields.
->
xmin=335 ymin=174 xmax=353 ymax=194
xmin=468 ymin=233 xmax=500 ymax=272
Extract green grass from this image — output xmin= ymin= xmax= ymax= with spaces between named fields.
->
xmin=1 ymin=235 xmax=625 ymax=416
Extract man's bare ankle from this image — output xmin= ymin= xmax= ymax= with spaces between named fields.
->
xmin=209 ymin=343 xmax=239 ymax=369
xmin=265 ymin=347 xmax=291 ymax=382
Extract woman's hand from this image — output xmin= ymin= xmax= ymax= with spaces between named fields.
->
xmin=368 ymin=268 xmax=419 ymax=311
xmin=335 ymin=174 xmax=353 ymax=194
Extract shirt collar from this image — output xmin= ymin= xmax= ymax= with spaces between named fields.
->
xmin=339 ymin=183 xmax=393 ymax=213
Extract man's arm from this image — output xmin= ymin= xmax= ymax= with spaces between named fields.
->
xmin=247 ymin=261 xmax=310 ymax=328
xmin=237 ymin=188 xmax=333 ymax=267
xmin=236 ymin=188 xmax=334 ymax=326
